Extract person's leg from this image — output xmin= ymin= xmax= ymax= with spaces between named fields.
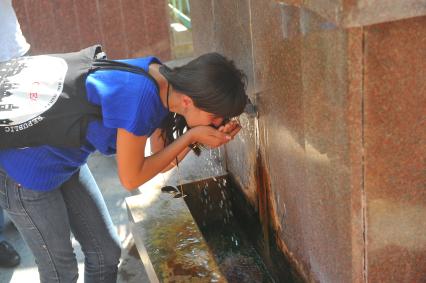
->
xmin=0 ymin=168 xmax=78 ymax=282
xmin=0 ymin=208 xmax=4 ymax=242
xmin=61 ymin=164 xmax=121 ymax=283
xmin=0 ymin=208 xmax=21 ymax=268
xmin=0 ymin=172 xmax=21 ymax=267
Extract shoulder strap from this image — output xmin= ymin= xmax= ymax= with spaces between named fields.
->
xmin=91 ymin=59 xmax=160 ymax=92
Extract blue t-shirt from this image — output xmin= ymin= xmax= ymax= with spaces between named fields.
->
xmin=0 ymin=56 xmax=168 ymax=191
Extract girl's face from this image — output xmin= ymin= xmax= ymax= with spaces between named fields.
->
xmin=178 ymin=94 xmax=225 ymax=128
xmin=184 ymin=107 xmax=225 ymax=128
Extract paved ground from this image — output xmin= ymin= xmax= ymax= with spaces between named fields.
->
xmin=0 ymin=146 xmax=226 ymax=283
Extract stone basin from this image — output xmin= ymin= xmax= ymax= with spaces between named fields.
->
xmin=126 ymin=174 xmax=275 ymax=283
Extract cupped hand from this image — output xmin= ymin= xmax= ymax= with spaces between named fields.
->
xmin=188 ymin=124 xmax=239 ymax=148
xmin=217 ymin=120 xmax=241 ymax=139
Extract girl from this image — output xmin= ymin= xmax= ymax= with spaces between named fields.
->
xmin=0 ymin=46 xmax=247 ymax=283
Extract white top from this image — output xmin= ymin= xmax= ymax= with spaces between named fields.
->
xmin=0 ymin=0 xmax=30 ymax=62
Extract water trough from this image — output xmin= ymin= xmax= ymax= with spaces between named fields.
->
xmin=126 ymin=174 xmax=275 ymax=282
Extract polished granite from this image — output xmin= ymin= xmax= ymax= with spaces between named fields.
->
xmin=275 ymin=0 xmax=426 ymax=27
xmin=13 ymin=0 xmax=172 ymax=60
xmin=191 ymin=0 xmax=426 ymax=282
xmin=363 ymin=16 xmax=426 ymax=282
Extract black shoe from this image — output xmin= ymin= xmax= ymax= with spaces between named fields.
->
xmin=0 ymin=241 xmax=20 ymax=267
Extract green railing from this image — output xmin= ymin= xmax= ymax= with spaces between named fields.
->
xmin=168 ymin=0 xmax=191 ymax=29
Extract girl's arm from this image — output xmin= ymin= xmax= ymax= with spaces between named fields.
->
xmin=116 ymin=126 xmax=231 ymax=190
xmin=149 ymin=128 xmax=192 ymax=173
xmin=149 ymin=120 xmax=241 ymax=173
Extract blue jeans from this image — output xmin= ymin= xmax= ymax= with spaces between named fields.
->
xmin=0 ymin=164 xmax=121 ymax=283
xmin=0 ymin=208 xmax=4 ymax=242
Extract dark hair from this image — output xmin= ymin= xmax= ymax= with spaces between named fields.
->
xmin=159 ymin=52 xmax=248 ymax=155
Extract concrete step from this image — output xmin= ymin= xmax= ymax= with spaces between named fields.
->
xmin=126 ymin=183 xmax=226 ymax=282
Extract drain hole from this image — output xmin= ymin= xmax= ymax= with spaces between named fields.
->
xmin=161 ymin=185 xmax=179 ymax=193
xmin=173 ymin=192 xmax=183 ymax=198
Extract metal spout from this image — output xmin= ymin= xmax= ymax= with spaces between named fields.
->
xmin=244 ymin=98 xmax=258 ymax=118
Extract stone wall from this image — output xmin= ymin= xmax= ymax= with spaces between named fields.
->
xmin=13 ymin=0 xmax=171 ymax=60
xmin=190 ymin=1 xmax=426 ymax=282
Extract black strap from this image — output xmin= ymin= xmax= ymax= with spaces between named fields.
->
xmin=91 ymin=59 xmax=160 ymax=92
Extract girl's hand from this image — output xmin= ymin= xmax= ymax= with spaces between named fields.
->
xmin=188 ymin=121 xmax=242 ymax=149
xmin=188 ymin=126 xmax=232 ymax=148
xmin=217 ymin=120 xmax=241 ymax=138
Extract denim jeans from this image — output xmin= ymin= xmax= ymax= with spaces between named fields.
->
xmin=0 ymin=164 xmax=121 ymax=283
xmin=0 ymin=208 xmax=4 ymax=242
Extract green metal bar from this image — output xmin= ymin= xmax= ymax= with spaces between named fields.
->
xmin=178 ymin=0 xmax=182 ymax=13
xmin=171 ymin=0 xmax=178 ymax=20
xmin=186 ymin=0 xmax=190 ymax=13
xmin=168 ymin=3 xmax=191 ymax=28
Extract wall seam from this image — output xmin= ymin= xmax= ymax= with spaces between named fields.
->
xmin=247 ymin=0 xmax=261 ymax=213
xmin=72 ymin=0 xmax=83 ymax=49
xmin=247 ymin=0 xmax=260 ymax=166
xmin=361 ymin=26 xmax=368 ymax=283
xmin=95 ymin=0 xmax=106 ymax=50
xmin=248 ymin=0 xmax=257 ymax=93
xmin=118 ymin=0 xmax=130 ymax=58
xmin=212 ymin=0 xmax=216 ymax=48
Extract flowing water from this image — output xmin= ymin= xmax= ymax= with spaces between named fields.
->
xmin=199 ymin=214 xmax=274 ymax=283
xmin=180 ymin=176 xmax=275 ymax=283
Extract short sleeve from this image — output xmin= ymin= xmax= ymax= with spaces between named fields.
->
xmin=85 ymin=57 xmax=168 ymax=137
xmin=100 ymin=75 xmax=163 ymax=136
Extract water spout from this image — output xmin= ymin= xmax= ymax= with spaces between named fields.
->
xmin=244 ymin=98 xmax=258 ymax=119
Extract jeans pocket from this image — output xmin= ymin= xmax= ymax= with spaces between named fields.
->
xmin=0 ymin=169 xmax=10 ymax=209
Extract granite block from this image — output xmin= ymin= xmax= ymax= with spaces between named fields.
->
xmin=276 ymin=0 xmax=426 ymax=27
xmin=97 ymin=0 xmax=129 ymax=59
xmin=364 ymin=16 xmax=426 ymax=282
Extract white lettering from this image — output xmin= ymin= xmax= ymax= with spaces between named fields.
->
xmin=2 ymin=116 xmax=44 ymax=133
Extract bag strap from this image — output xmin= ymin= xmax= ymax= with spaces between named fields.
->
xmin=91 ymin=59 xmax=160 ymax=92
